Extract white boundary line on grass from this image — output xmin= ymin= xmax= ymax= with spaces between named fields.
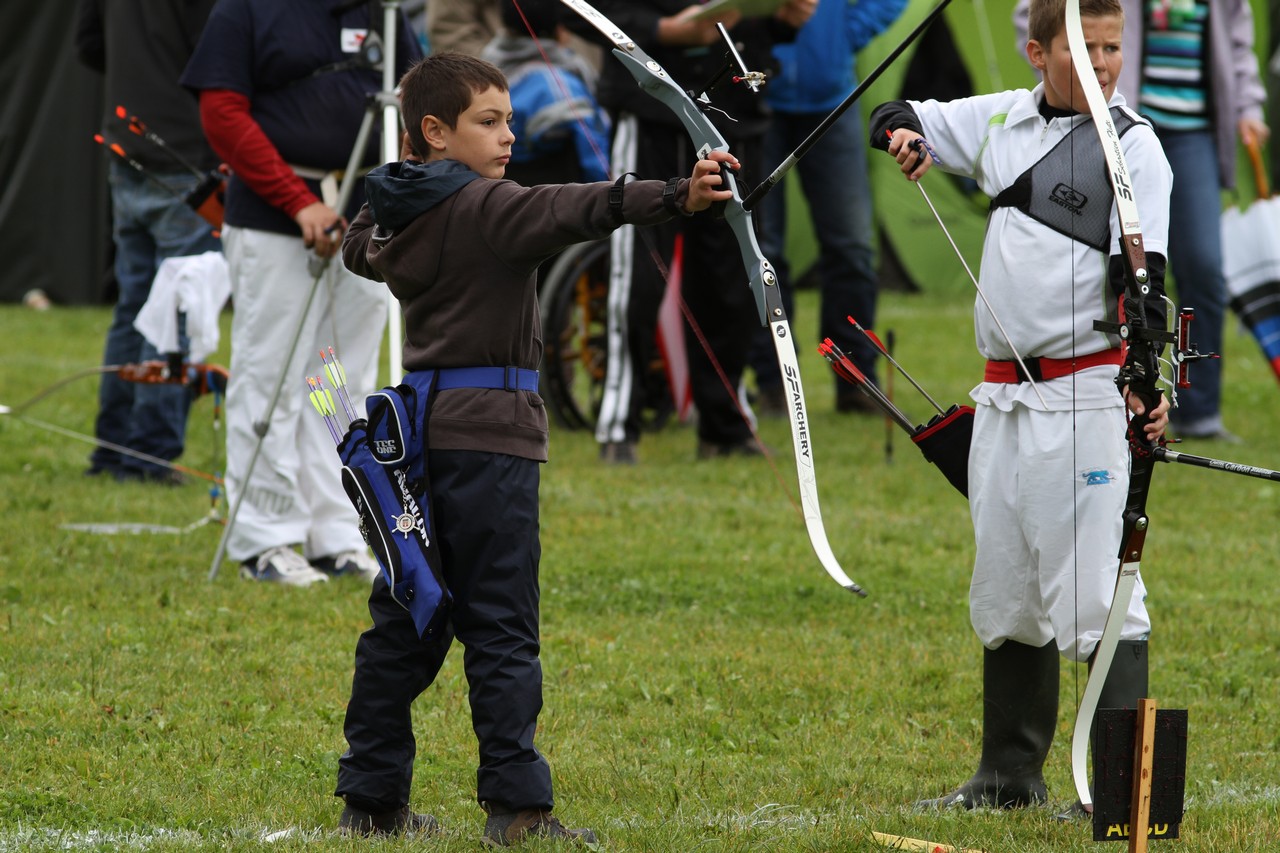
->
xmin=0 ymin=826 xmax=326 ymax=850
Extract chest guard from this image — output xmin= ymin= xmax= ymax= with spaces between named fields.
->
xmin=989 ymin=107 xmax=1141 ymax=252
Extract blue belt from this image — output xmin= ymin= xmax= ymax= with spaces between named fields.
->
xmin=431 ymin=366 xmax=539 ymax=393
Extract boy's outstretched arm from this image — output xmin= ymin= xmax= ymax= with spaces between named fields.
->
xmin=683 ymin=150 xmax=739 ymax=213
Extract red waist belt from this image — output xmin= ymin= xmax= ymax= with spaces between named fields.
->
xmin=984 ymin=348 xmax=1123 ymax=384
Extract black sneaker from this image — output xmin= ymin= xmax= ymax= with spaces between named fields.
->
xmin=481 ymin=805 xmax=597 ymax=848
xmin=337 ymin=803 xmax=439 ymax=837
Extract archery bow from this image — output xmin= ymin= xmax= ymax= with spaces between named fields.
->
xmin=555 ymin=0 xmax=866 ymax=595
xmin=1064 ymin=0 xmax=1166 ymax=811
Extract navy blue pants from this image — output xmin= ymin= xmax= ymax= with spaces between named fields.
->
xmin=1160 ymin=129 xmax=1227 ymax=431
xmin=335 ymin=449 xmax=552 ymax=812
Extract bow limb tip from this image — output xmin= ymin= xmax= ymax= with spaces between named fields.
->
xmin=846 ymin=581 xmax=868 ymax=598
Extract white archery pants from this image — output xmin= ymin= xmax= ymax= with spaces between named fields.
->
xmin=221 ymin=225 xmax=388 ymax=563
xmin=968 ymin=402 xmax=1151 ymax=662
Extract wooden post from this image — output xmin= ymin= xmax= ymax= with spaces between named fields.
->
xmin=1128 ymin=698 xmax=1158 ymax=853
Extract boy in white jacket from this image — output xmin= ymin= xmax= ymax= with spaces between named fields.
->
xmin=869 ymin=0 xmax=1171 ymax=810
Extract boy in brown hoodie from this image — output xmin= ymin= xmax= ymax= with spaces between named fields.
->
xmin=334 ymin=52 xmax=735 ymax=845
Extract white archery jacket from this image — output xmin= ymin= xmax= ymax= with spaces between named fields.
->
xmin=909 ymin=83 xmax=1173 ymax=412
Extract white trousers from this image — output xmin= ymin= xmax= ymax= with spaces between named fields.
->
xmin=221 ymin=225 xmax=388 ymax=562
xmin=968 ymin=402 xmax=1151 ymax=661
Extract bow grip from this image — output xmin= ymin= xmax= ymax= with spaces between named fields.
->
xmin=1121 ymin=353 xmax=1162 ymax=447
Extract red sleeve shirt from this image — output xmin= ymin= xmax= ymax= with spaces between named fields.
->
xmin=198 ymin=88 xmax=318 ymax=220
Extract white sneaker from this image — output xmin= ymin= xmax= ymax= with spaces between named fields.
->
xmin=240 ymin=545 xmax=329 ymax=587
xmin=313 ymin=549 xmax=382 ymax=583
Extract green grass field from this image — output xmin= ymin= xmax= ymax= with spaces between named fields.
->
xmin=1 ymin=288 xmax=1278 ymax=852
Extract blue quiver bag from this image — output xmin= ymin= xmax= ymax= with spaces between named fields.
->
xmin=336 ymin=374 xmax=449 ymax=640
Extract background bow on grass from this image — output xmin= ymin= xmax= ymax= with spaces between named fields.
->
xmin=2 ymin=359 xmax=228 ymax=486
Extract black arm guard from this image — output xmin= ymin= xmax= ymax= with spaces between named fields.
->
xmin=869 ymin=101 xmax=924 ymax=150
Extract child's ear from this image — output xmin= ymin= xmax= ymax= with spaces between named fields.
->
xmin=420 ymin=114 xmax=448 ymax=152
xmin=1026 ymin=38 xmax=1047 ymax=74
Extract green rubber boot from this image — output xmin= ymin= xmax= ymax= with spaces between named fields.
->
xmin=918 ymin=640 xmax=1060 ymax=809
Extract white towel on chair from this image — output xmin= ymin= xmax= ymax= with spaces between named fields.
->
xmin=134 ymin=251 xmax=231 ymax=362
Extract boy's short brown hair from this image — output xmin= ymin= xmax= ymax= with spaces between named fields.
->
xmin=398 ymin=53 xmax=509 ymax=158
xmin=1027 ymin=0 xmax=1124 ymax=47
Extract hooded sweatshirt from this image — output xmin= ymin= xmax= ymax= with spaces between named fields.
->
xmin=343 ymin=159 xmax=692 ymax=461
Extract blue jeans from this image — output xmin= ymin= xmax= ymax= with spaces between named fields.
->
xmin=90 ymin=162 xmax=222 ymax=475
xmin=1159 ymin=130 xmax=1226 ymax=430
xmin=751 ymin=104 xmax=879 ymax=389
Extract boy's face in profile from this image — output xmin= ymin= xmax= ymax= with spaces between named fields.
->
xmin=420 ymin=85 xmax=515 ymax=179
xmin=1027 ymin=13 xmax=1123 ymax=112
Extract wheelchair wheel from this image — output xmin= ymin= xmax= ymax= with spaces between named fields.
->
xmin=539 ymin=240 xmax=673 ymax=431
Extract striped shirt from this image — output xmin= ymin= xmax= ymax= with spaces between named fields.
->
xmin=1140 ymin=0 xmax=1211 ymax=131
